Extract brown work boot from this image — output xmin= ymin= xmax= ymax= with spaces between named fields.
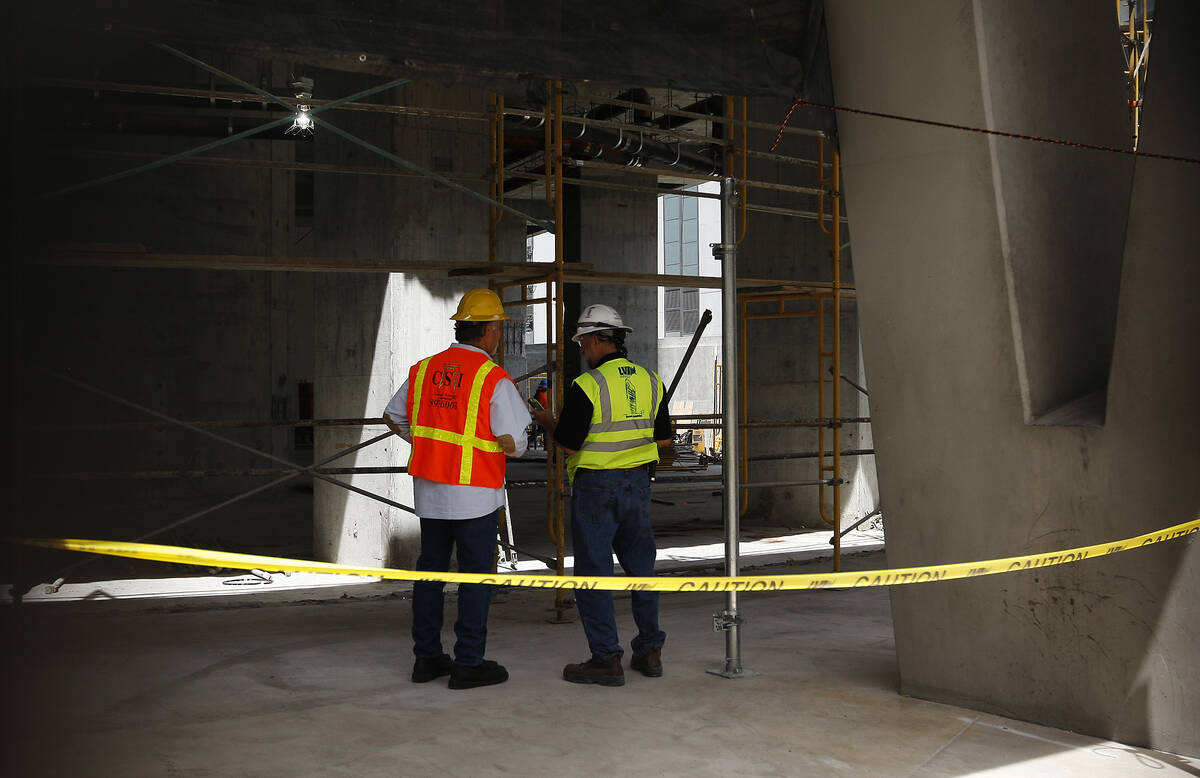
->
xmin=630 ymin=646 xmax=663 ymax=677
xmin=563 ymin=654 xmax=625 ymax=686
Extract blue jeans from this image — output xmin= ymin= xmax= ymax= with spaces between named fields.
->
xmin=571 ymin=467 xmax=666 ymax=660
xmin=412 ymin=509 xmax=498 ymax=666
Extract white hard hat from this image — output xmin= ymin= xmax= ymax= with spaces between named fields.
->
xmin=572 ymin=303 xmax=633 ymax=343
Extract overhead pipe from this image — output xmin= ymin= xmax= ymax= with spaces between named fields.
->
xmin=591 ymin=94 xmax=824 ymax=139
xmin=504 ymin=114 xmax=720 ymax=176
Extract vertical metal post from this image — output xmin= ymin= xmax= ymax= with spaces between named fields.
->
xmin=542 ymin=83 xmax=557 ymax=592
xmin=487 ymin=91 xmax=503 ymax=573
xmin=708 ymin=176 xmax=754 ymax=678
xmin=549 ymin=79 xmax=571 ymax=623
xmin=7 ymin=16 xmax=26 ymax=603
xmin=487 ymin=91 xmax=504 ymax=266
xmin=739 ymin=296 xmax=749 ymax=514
xmin=831 ymin=151 xmax=843 ymax=571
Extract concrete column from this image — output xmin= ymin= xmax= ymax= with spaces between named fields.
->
xmin=576 ymin=173 xmax=659 ymax=374
xmin=312 ymin=73 xmax=524 ymax=568
xmin=1101 ymin=2 xmax=1200 ymax=751
xmin=825 ymin=0 xmax=1199 ymax=752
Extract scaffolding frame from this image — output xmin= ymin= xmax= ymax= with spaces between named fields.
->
xmin=25 ymin=44 xmax=866 ymax=671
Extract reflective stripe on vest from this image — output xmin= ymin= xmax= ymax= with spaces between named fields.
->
xmin=567 ymin=358 xmax=661 ymax=482
xmin=409 ymin=353 xmax=505 ymax=486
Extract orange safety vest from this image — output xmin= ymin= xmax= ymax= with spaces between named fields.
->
xmin=405 ymin=346 xmax=510 ymax=488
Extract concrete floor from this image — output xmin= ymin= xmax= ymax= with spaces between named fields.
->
xmin=5 ymin=455 xmax=1196 ymax=775
xmin=4 ymin=550 xmax=1197 ymax=777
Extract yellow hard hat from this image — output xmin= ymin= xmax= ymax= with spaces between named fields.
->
xmin=450 ymin=288 xmax=510 ymax=321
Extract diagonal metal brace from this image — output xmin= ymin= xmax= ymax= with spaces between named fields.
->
xmin=34 ymin=370 xmax=414 ymax=591
xmin=155 ymin=43 xmax=556 ymax=232
xmin=318 ymin=119 xmax=557 ymax=232
xmin=44 ymin=46 xmax=411 ymax=200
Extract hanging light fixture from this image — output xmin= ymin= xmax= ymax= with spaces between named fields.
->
xmin=287 ymin=76 xmax=315 ymax=136
xmin=289 ymin=108 xmax=314 ymax=134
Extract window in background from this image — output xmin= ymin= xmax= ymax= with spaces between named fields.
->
xmin=662 ymin=191 xmax=700 ymax=336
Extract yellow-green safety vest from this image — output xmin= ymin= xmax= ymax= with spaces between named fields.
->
xmin=567 ymin=357 xmax=663 ymax=483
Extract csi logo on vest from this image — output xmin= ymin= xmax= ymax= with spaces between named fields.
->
xmin=429 ymin=364 xmax=463 ymax=409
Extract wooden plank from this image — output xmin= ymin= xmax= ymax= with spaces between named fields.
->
xmin=560 ymin=267 xmax=856 ymax=297
xmin=43 ymin=250 xmax=483 ymax=274
xmin=39 ymin=250 xmax=855 ymax=296
xmin=448 ymin=261 xmax=594 ymax=280
xmin=572 ymin=159 xmax=825 ymax=197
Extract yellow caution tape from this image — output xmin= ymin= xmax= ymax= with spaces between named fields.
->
xmin=18 ymin=517 xmax=1199 ymax=592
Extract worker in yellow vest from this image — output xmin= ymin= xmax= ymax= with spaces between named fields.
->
xmin=532 ymin=303 xmax=672 ymax=686
xmin=383 ymin=288 xmax=530 ymax=690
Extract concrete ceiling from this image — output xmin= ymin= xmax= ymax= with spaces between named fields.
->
xmin=29 ymin=0 xmax=832 ymax=101
xmin=23 ymin=0 xmax=839 ymax=204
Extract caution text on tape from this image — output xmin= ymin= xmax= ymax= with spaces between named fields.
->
xmin=17 ymin=518 xmax=1199 ymax=592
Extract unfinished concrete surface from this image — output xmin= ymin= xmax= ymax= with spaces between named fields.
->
xmin=575 ymin=177 xmax=660 ymax=374
xmin=825 ymin=0 xmax=1200 ymax=754
xmin=8 ymin=0 xmax=1197 ymax=767
xmin=4 ymin=555 xmax=1198 ymax=778
xmin=310 ymin=74 xmax=530 ymax=569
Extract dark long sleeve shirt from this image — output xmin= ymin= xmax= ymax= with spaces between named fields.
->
xmin=552 ymin=352 xmax=673 ymax=451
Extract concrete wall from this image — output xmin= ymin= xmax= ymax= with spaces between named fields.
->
xmin=24 ymin=52 xmax=316 ymax=548
xmin=518 ymin=174 xmax=659 ymax=400
xmin=825 ymin=0 xmax=1200 ymax=753
xmin=311 ymin=72 xmax=525 ymax=567
xmin=577 ymin=173 xmax=660 ymax=374
xmin=26 ymin=57 xmax=527 ymax=569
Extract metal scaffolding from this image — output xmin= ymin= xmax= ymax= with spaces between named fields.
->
xmin=26 ymin=44 xmax=869 ymax=675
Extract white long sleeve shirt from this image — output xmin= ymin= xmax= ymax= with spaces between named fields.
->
xmin=384 ymin=343 xmax=530 ymax=519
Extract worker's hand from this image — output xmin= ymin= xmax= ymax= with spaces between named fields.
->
xmin=658 ymin=444 xmax=677 ymax=466
xmin=530 ymin=407 xmax=553 ymax=429
xmin=497 ymin=434 xmax=516 ymax=454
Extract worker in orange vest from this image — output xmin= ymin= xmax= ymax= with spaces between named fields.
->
xmin=383 ymin=288 xmax=530 ymax=690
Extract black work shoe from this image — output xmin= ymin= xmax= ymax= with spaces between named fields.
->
xmin=563 ymin=654 xmax=625 ymax=686
xmin=412 ymin=653 xmax=454 ymax=683
xmin=448 ymin=660 xmax=509 ymax=690
xmin=630 ymin=646 xmax=663 ymax=677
